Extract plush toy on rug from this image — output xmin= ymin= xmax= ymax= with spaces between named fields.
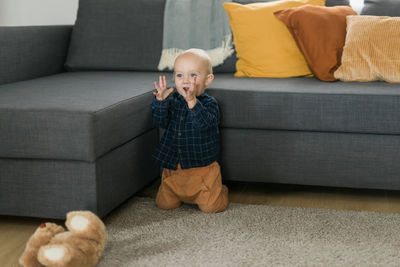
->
xmin=19 ymin=211 xmax=106 ymax=267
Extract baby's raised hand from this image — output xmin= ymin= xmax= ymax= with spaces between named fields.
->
xmin=185 ymin=76 xmax=197 ymax=109
xmin=153 ymin=76 xmax=174 ymax=101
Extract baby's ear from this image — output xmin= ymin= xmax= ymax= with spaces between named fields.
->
xmin=205 ymin=74 xmax=214 ymax=87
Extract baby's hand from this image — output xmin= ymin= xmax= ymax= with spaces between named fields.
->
xmin=185 ymin=76 xmax=197 ymax=109
xmin=153 ymin=76 xmax=174 ymax=101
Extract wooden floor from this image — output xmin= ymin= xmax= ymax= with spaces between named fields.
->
xmin=2 ymin=179 xmax=400 ymax=266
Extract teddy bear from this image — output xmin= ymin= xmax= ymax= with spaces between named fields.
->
xmin=19 ymin=211 xmax=107 ymax=267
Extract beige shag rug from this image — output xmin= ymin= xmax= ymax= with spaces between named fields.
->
xmin=98 ymin=197 xmax=400 ymax=266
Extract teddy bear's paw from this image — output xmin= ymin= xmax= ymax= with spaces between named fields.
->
xmin=70 ymin=214 xmax=90 ymax=231
xmin=19 ymin=223 xmax=66 ymax=267
xmin=38 ymin=244 xmax=72 ymax=267
xmin=66 ymin=211 xmax=106 ymax=244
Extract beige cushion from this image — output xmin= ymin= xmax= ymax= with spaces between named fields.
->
xmin=334 ymin=15 xmax=400 ymax=83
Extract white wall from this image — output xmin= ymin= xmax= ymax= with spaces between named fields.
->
xmin=0 ymin=0 xmax=78 ymax=26
xmin=350 ymin=0 xmax=364 ymax=14
xmin=0 ymin=0 xmax=364 ymax=27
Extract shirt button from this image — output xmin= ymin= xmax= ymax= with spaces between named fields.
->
xmin=178 ymin=149 xmax=182 ymax=153
xmin=191 ymin=109 xmax=196 ymax=113
xmin=180 ymin=117 xmax=184 ymax=121
xmin=178 ymin=132 xmax=182 ymax=136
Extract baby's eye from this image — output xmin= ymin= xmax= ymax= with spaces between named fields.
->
xmin=176 ymin=74 xmax=183 ymax=78
xmin=190 ymin=73 xmax=198 ymax=77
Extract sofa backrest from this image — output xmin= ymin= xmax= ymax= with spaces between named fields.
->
xmin=65 ymin=0 xmax=350 ymax=73
xmin=0 ymin=25 xmax=71 ymax=86
xmin=361 ymin=0 xmax=400 ymax=16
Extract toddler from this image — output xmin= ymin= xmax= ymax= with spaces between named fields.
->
xmin=151 ymin=48 xmax=229 ymax=213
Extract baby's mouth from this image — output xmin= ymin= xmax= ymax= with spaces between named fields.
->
xmin=183 ymin=86 xmax=190 ymax=92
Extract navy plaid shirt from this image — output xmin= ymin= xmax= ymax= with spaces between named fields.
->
xmin=151 ymin=92 xmax=220 ymax=170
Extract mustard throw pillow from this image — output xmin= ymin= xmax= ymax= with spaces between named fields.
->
xmin=223 ymin=0 xmax=325 ymax=78
xmin=334 ymin=15 xmax=400 ymax=83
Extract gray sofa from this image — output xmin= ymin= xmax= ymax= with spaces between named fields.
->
xmin=1 ymin=0 xmax=399 ymax=219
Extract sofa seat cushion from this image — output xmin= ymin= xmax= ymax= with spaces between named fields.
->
xmin=209 ymin=74 xmax=400 ymax=135
xmin=0 ymin=71 xmax=162 ymax=161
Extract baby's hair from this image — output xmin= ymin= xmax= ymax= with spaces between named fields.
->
xmin=175 ymin=48 xmax=213 ymax=74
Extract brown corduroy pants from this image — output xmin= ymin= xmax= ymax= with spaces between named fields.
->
xmin=155 ymin=161 xmax=229 ymax=213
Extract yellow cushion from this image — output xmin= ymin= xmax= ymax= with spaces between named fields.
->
xmin=223 ymin=0 xmax=325 ymax=78
xmin=334 ymin=15 xmax=400 ymax=83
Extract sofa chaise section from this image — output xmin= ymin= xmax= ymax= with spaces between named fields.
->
xmin=0 ymin=29 xmax=161 ymax=218
xmin=0 ymin=72 xmax=159 ymax=161
xmin=0 ymin=128 xmax=158 ymax=219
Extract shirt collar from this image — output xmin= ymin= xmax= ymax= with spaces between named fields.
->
xmin=174 ymin=91 xmax=207 ymax=101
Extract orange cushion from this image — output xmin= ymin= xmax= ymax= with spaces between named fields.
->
xmin=334 ymin=15 xmax=400 ymax=83
xmin=274 ymin=5 xmax=357 ymax=82
xmin=223 ymin=0 xmax=325 ymax=78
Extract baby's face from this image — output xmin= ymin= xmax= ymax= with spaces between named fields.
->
xmin=174 ymin=53 xmax=213 ymax=97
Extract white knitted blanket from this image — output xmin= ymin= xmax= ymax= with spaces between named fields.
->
xmin=157 ymin=0 xmax=233 ymax=71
